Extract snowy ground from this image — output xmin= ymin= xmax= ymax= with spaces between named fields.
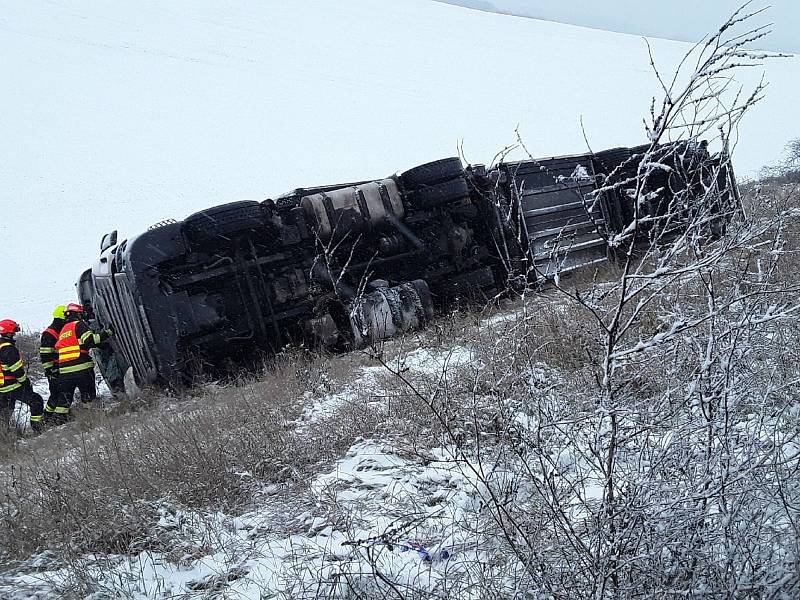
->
xmin=7 ymin=374 xmax=112 ymax=432
xmin=3 ymin=0 xmax=799 ymax=328
xmin=2 ymin=267 xmax=799 ymax=597
xmin=0 ymin=339 xmax=516 ymax=598
xmin=0 ymin=444 xmax=494 ymax=599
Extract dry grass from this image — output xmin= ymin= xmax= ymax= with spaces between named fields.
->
xmin=2 ymin=183 xmax=798 ymax=594
xmin=0 ymin=339 xmax=461 ymax=566
xmin=0 ymin=353 xmax=341 ymax=561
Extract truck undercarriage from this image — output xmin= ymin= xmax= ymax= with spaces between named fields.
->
xmin=78 ymin=140 xmax=737 ymax=389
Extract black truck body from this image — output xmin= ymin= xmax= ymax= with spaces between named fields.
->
xmin=78 ymin=141 xmax=736 ymax=389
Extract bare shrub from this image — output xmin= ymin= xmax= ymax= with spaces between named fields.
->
xmin=348 ymin=6 xmax=800 ymax=598
xmin=12 ymin=330 xmax=42 ymax=381
xmin=759 ymin=138 xmax=800 ymax=184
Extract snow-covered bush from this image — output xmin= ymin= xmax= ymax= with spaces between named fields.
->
xmin=353 ymin=5 xmax=800 ymax=598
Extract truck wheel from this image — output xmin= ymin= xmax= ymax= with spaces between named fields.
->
xmin=400 ymin=157 xmax=464 ymax=190
xmin=183 ymin=201 xmax=267 ymax=244
xmin=406 ymin=177 xmax=470 ymax=209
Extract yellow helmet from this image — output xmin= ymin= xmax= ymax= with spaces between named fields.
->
xmin=52 ymin=305 xmax=66 ymax=319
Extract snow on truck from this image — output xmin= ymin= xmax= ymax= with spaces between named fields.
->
xmin=78 ymin=141 xmax=737 ymax=391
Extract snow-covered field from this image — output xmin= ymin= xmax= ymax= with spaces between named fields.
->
xmin=3 ymin=0 xmax=799 ymax=327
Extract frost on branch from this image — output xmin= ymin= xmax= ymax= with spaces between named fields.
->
xmin=362 ymin=4 xmax=800 ymax=598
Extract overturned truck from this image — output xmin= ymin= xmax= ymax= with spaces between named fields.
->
xmin=78 ymin=140 xmax=737 ymax=390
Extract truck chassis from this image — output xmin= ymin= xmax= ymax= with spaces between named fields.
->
xmin=78 ymin=140 xmax=736 ymax=389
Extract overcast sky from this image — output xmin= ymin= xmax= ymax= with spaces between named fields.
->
xmin=437 ymin=0 xmax=799 ymax=53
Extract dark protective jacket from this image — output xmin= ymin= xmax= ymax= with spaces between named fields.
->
xmin=39 ymin=318 xmax=65 ymax=373
xmin=0 ymin=337 xmax=28 ymax=393
xmin=55 ymin=319 xmax=111 ymax=377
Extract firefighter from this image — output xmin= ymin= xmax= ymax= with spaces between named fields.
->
xmin=40 ymin=305 xmax=66 ymax=425
xmin=0 ymin=319 xmax=45 ymax=434
xmin=52 ymin=303 xmax=112 ymax=422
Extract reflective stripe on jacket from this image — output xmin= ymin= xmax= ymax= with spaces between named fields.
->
xmin=39 ymin=325 xmax=60 ymax=371
xmin=0 ymin=340 xmax=27 ymax=393
xmin=54 ymin=320 xmax=108 ymax=376
xmin=55 ymin=322 xmax=94 ymax=375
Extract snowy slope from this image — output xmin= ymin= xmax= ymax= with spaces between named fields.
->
xmin=0 ymin=341 xmax=530 ymax=598
xmin=4 ymin=300 xmax=796 ymax=597
xmin=1 ymin=0 xmax=798 ymax=327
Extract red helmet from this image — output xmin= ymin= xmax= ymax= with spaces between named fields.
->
xmin=0 ymin=319 xmax=20 ymax=335
xmin=65 ymin=303 xmax=85 ymax=315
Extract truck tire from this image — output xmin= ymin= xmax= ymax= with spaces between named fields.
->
xmin=183 ymin=201 xmax=267 ymax=244
xmin=406 ymin=177 xmax=470 ymax=209
xmin=400 ymin=158 xmax=464 ymax=190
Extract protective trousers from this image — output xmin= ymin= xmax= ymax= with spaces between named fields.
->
xmin=0 ymin=385 xmax=44 ymax=433
xmin=0 ymin=394 xmax=12 ymax=430
xmin=50 ymin=370 xmax=97 ymax=425
xmin=43 ymin=374 xmax=67 ymax=424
